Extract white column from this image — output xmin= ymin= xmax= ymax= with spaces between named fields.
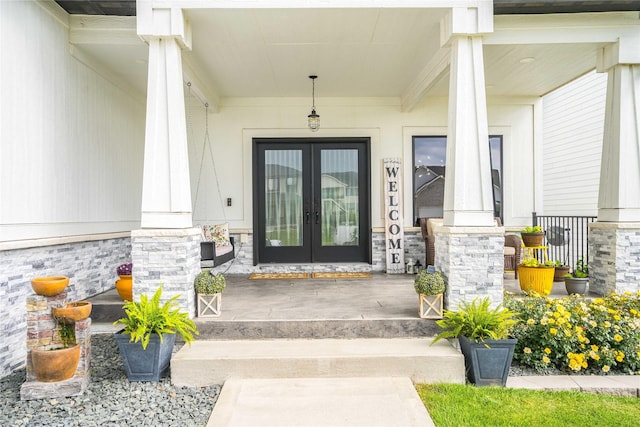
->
xmin=597 ymin=63 xmax=640 ymax=222
xmin=442 ymin=7 xmax=494 ymax=228
xmin=138 ymin=7 xmax=193 ymax=229
xmin=589 ymin=39 xmax=640 ymax=296
xmin=436 ymin=7 xmax=503 ymax=309
xmin=133 ymin=5 xmax=199 ymax=316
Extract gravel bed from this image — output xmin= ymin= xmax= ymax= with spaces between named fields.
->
xmin=0 ymin=335 xmax=220 ymax=427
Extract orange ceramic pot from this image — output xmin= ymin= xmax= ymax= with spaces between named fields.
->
xmin=52 ymin=301 xmax=92 ymax=324
xmin=31 ymin=276 xmax=70 ymax=297
xmin=115 ymin=275 xmax=133 ymax=301
xmin=31 ymin=344 xmax=80 ymax=382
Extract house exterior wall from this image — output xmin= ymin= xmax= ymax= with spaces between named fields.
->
xmin=188 ymin=96 xmax=539 ymax=232
xmin=0 ymin=0 xmax=145 ymax=243
xmin=542 ymin=71 xmax=607 ymax=216
xmin=0 ymin=1 xmax=143 ymax=378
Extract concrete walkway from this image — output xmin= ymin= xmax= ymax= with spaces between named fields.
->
xmin=208 ymin=377 xmax=434 ymax=427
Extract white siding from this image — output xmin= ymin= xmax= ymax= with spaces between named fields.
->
xmin=542 ymin=71 xmax=607 ymax=216
xmin=0 ymin=1 xmax=145 ymax=242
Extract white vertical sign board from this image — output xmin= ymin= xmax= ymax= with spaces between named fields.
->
xmin=384 ymin=158 xmax=404 ymax=273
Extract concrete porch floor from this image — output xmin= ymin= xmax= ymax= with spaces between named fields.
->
xmin=91 ymin=271 xmax=589 ymax=328
xmin=200 ymin=271 xmax=582 ymax=322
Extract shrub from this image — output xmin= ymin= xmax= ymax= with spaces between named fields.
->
xmin=505 ymin=292 xmax=640 ymax=374
xmin=117 ymin=263 xmax=133 ymax=276
xmin=194 ymin=269 xmax=226 ymax=294
xmin=114 ymin=286 xmax=198 ymax=350
xmin=433 ymin=297 xmax=519 ymax=343
xmin=414 ymin=270 xmax=446 ymax=295
xmin=522 ymin=226 xmax=542 ymax=233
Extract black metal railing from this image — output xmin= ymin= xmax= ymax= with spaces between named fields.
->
xmin=532 ymin=212 xmax=597 ymax=270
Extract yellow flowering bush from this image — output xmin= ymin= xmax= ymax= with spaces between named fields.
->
xmin=505 ymin=292 xmax=640 ymax=374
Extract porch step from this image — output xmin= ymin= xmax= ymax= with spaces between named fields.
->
xmin=195 ymin=318 xmax=440 ymax=340
xmin=85 ymin=289 xmax=125 ymax=323
xmin=170 ymin=337 xmax=465 ymax=387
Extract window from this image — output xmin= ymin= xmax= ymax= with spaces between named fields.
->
xmin=413 ymin=135 xmax=503 ymax=225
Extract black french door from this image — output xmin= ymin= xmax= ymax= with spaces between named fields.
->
xmin=253 ymin=138 xmax=371 ymax=264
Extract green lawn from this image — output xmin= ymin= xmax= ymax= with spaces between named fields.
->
xmin=417 ymin=383 xmax=640 ymax=427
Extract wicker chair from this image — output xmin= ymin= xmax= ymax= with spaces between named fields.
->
xmin=419 ymin=217 xmax=522 ymax=278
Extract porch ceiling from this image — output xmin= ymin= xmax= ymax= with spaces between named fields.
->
xmin=56 ymin=2 xmax=640 ymax=109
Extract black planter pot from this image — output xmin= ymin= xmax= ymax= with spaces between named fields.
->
xmin=114 ymin=331 xmax=176 ymax=381
xmin=458 ymin=335 xmax=517 ymax=387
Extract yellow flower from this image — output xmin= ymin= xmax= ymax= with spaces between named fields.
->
xmin=549 ymin=328 xmax=557 ymax=335
xmin=527 ymin=318 xmax=536 ymax=325
xmin=564 ymin=329 xmax=572 ymax=337
xmin=540 ymin=318 xmax=548 ymax=325
xmin=602 ymin=365 xmax=610 ymax=372
xmin=614 ymin=334 xmax=623 ymax=342
xmin=544 ymin=348 xmax=551 ymax=354
xmin=542 ymin=356 xmax=550 ymax=364
xmin=523 ymin=347 xmax=532 ymax=354
xmin=591 ymin=345 xmax=599 ymax=352
xmin=604 ymin=321 xmax=611 ymax=328
xmin=553 ymin=311 xmax=561 ymax=318
xmin=589 ymin=320 xmax=597 ymax=327
xmin=614 ymin=314 xmax=621 ymax=321
xmin=548 ymin=318 xmax=555 ymax=325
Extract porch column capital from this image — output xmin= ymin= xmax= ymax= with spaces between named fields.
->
xmin=440 ymin=4 xmax=493 ymax=47
xmin=596 ymin=36 xmax=640 ymax=72
xmin=137 ymin=1 xmax=192 ymax=50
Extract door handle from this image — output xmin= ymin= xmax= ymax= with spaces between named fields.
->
xmin=306 ymin=211 xmax=310 ymax=224
xmin=315 ymin=211 xmax=320 ymax=224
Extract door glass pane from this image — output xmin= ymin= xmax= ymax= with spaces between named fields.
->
xmin=265 ymin=150 xmax=302 ymax=247
xmin=321 ymin=149 xmax=359 ymax=246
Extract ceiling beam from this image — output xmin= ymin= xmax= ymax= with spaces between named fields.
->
xmin=401 ymin=47 xmax=450 ymax=112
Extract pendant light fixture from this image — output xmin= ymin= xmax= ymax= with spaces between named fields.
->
xmin=307 ymin=75 xmax=320 ymax=132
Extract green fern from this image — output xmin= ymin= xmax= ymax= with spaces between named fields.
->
xmin=432 ymin=297 xmax=518 ymax=343
xmin=114 ymin=286 xmax=198 ymax=350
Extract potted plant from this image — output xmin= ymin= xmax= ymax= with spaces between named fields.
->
xmin=520 ymin=226 xmax=545 ymax=247
xmin=552 ymin=260 xmax=570 ymax=282
xmin=517 ymin=258 xmax=555 ymax=296
xmin=564 ymin=257 xmax=588 ymax=295
xmin=414 ymin=269 xmax=445 ymax=319
xmin=115 ymin=262 xmax=133 ymax=301
xmin=432 ymin=297 xmax=518 ymax=386
xmin=194 ymin=269 xmax=226 ymax=317
xmin=113 ymin=286 xmax=198 ymax=381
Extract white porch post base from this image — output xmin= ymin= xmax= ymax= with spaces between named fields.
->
xmin=588 ymin=222 xmax=640 ymax=295
xmin=131 ymin=228 xmax=201 ymax=318
xmin=434 ymin=226 xmax=504 ymax=311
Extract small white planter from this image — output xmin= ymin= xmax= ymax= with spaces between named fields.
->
xmin=419 ymin=293 xmax=443 ymax=319
xmin=197 ymin=293 xmax=222 ymax=317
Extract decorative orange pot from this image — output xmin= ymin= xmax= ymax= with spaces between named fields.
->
xmin=52 ymin=302 xmax=92 ymax=324
xmin=115 ymin=275 xmax=133 ymax=301
xmin=31 ymin=345 xmax=80 ymax=382
xmin=31 ymin=276 xmax=70 ymax=297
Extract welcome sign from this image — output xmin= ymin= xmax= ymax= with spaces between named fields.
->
xmin=383 ymin=158 xmax=404 ymax=273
